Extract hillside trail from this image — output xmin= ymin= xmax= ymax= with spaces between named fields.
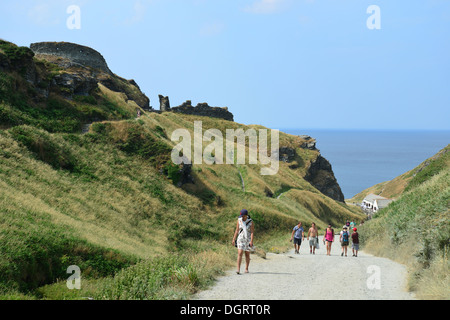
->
xmin=194 ymin=236 xmax=415 ymax=300
xmin=81 ymin=116 xmax=143 ymax=134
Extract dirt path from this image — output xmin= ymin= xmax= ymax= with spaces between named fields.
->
xmin=194 ymin=236 xmax=415 ymax=300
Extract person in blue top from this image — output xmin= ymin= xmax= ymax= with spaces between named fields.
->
xmin=290 ymin=222 xmax=305 ymax=254
xmin=340 ymin=226 xmax=350 ymax=257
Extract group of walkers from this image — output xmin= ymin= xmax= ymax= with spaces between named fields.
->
xmin=290 ymin=220 xmax=360 ymax=257
xmin=232 ymin=209 xmax=360 ymax=274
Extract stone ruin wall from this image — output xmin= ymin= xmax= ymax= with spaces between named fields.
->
xmin=157 ymin=96 xmax=234 ymax=122
xmin=30 ymin=42 xmax=112 ymax=74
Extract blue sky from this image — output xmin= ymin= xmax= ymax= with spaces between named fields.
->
xmin=1 ymin=0 xmax=449 ymax=130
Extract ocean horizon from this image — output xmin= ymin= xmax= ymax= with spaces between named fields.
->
xmin=282 ymin=129 xmax=450 ymax=199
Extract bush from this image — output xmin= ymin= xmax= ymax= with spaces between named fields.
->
xmin=0 ymin=41 xmax=34 ymax=63
xmin=97 ymin=256 xmax=200 ymax=300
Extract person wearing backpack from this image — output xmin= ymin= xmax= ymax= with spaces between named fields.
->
xmin=340 ymin=226 xmax=350 ymax=257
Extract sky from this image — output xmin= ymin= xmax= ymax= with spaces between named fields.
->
xmin=1 ymin=0 xmax=449 ymax=131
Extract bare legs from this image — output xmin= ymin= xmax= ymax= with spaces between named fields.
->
xmin=325 ymin=240 xmax=332 ymax=256
xmin=237 ymin=249 xmax=251 ymax=274
xmin=341 ymin=245 xmax=348 ymax=257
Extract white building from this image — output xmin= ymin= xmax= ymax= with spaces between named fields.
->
xmin=373 ymin=199 xmax=394 ymax=212
xmin=362 ymin=194 xmax=393 ymax=213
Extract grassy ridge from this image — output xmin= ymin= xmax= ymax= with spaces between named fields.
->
xmin=359 ymin=146 xmax=449 ymax=299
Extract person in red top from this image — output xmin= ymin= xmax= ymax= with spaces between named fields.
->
xmin=351 ymin=228 xmax=359 ymax=257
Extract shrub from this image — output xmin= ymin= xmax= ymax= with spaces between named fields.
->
xmin=97 ymin=256 xmax=200 ymax=300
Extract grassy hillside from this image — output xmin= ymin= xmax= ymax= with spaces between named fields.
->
xmin=359 ymin=145 xmax=449 ymax=299
xmin=348 ymin=145 xmax=449 ymax=203
xmin=0 ymin=40 xmax=364 ymax=299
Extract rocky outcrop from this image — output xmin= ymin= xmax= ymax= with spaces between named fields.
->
xmin=29 ymin=41 xmax=150 ymax=109
xmin=52 ymin=71 xmax=98 ymax=97
xmin=279 ymin=147 xmax=296 ymax=163
xmin=170 ymin=100 xmax=234 ymax=121
xmin=299 ymin=135 xmax=317 ymax=150
xmin=305 ymin=155 xmax=345 ymax=203
xmin=30 ymin=42 xmax=112 ymax=74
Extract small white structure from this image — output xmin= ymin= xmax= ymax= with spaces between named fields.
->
xmin=362 ymin=194 xmax=393 ymax=213
xmin=373 ymin=199 xmax=393 ymax=212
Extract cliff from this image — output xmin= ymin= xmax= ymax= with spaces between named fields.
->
xmin=30 ymin=42 xmax=112 ymax=74
xmin=304 ymin=155 xmax=345 ymax=203
xmin=0 ymin=40 xmax=149 ymax=132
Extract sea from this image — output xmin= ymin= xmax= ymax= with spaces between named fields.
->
xmin=282 ymin=129 xmax=450 ymax=199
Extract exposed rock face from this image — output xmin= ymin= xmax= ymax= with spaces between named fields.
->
xmin=52 ymin=71 xmax=98 ymax=97
xmin=299 ymin=135 xmax=317 ymax=150
xmin=279 ymin=147 xmax=296 ymax=163
xmin=29 ymin=41 xmax=150 ymax=109
xmin=30 ymin=42 xmax=112 ymax=74
xmin=305 ymin=155 xmax=345 ymax=203
xmin=159 ymin=95 xmax=171 ymax=111
xmin=170 ymin=101 xmax=234 ymax=121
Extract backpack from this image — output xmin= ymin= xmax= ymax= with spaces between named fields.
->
xmin=342 ymin=231 xmax=349 ymax=243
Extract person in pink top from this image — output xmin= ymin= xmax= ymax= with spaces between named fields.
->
xmin=323 ymin=224 xmax=335 ymax=256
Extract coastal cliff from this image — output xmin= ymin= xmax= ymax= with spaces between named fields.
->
xmin=305 ymin=154 xmax=345 ymax=203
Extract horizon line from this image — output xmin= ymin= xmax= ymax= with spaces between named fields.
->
xmin=278 ymin=127 xmax=450 ymax=132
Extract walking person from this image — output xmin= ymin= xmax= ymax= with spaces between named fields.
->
xmin=232 ymin=209 xmax=254 ymax=274
xmin=290 ymin=222 xmax=304 ymax=254
xmin=340 ymin=226 xmax=350 ymax=257
xmin=323 ymin=224 xmax=334 ymax=256
xmin=352 ymin=227 xmax=359 ymax=257
xmin=307 ymin=222 xmax=319 ymax=254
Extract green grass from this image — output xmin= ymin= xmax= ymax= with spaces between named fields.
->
xmin=359 ymin=167 xmax=449 ymax=299
xmin=404 ymin=146 xmax=449 ymax=192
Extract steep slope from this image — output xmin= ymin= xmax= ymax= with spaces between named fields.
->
xmin=348 ymin=145 xmax=449 ymax=202
xmin=359 ymin=145 xmax=449 ymax=299
xmin=0 ymin=40 xmax=148 ymax=133
xmin=0 ymin=40 xmax=364 ymax=299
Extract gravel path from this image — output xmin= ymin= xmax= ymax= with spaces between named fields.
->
xmin=194 ymin=236 xmax=415 ymax=300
